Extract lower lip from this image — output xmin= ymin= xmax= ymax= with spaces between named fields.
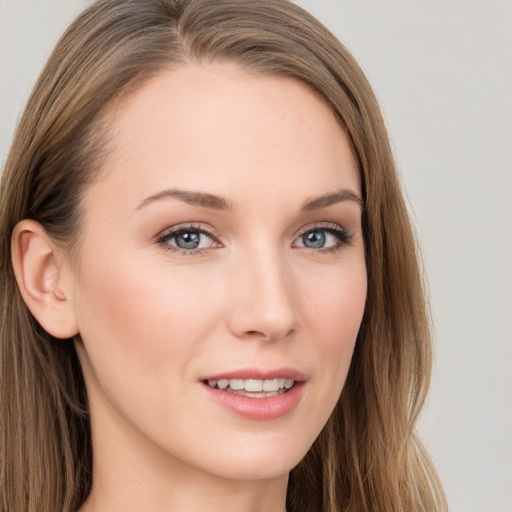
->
xmin=201 ymin=382 xmax=304 ymax=420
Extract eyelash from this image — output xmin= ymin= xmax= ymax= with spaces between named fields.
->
xmin=295 ymin=223 xmax=353 ymax=254
xmin=157 ymin=224 xmax=219 ymax=256
xmin=156 ymin=222 xmax=353 ymax=256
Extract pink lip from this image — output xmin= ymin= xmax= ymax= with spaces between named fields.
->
xmin=201 ymin=367 xmax=306 ymax=382
xmin=199 ymin=367 xmax=306 ymax=421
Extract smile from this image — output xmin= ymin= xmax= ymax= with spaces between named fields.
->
xmin=205 ymin=378 xmax=295 ymax=398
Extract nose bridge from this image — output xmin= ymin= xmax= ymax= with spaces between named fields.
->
xmin=227 ymin=240 xmax=299 ymax=341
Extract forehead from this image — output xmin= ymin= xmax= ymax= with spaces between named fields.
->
xmin=86 ymin=63 xmax=360 ymax=213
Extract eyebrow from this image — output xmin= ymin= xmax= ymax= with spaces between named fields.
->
xmin=134 ymin=187 xmax=364 ymax=212
xmin=301 ymin=189 xmax=364 ymax=211
xmin=135 ymin=189 xmax=233 ymax=211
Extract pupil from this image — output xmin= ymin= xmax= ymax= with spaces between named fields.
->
xmin=304 ymin=231 xmax=325 ymax=248
xmin=176 ymin=231 xmax=200 ymax=249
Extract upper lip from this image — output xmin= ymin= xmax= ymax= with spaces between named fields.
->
xmin=201 ymin=367 xmax=306 ymax=382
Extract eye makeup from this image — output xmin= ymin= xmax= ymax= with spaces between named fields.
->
xmin=156 ymin=221 xmax=353 ymax=257
xmin=156 ymin=223 xmax=221 ymax=256
xmin=293 ymin=222 xmax=353 ymax=254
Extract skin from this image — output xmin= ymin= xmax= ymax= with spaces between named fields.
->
xmin=52 ymin=64 xmax=367 ymax=512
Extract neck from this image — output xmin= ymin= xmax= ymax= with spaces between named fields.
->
xmin=81 ymin=475 xmax=288 ymax=512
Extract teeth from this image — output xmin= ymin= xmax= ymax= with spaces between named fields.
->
xmin=206 ymin=378 xmax=296 ymax=395
xmin=245 ymin=379 xmax=263 ymax=392
xmin=229 ymin=379 xmax=244 ymax=390
xmin=263 ymin=379 xmax=279 ymax=392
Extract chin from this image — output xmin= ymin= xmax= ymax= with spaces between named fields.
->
xmin=191 ymin=437 xmax=313 ymax=482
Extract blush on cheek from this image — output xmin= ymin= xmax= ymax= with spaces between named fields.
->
xmin=78 ymin=254 xmax=223 ymax=375
xmin=305 ymin=279 xmax=366 ymax=353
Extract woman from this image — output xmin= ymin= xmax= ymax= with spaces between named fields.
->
xmin=0 ymin=0 xmax=447 ymax=511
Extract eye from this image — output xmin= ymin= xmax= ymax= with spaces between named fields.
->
xmin=293 ymin=225 xmax=352 ymax=252
xmin=157 ymin=225 xmax=218 ymax=253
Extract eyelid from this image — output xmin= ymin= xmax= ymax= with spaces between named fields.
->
xmin=295 ymin=222 xmax=345 ymax=237
xmin=156 ymin=222 xmax=218 ymax=240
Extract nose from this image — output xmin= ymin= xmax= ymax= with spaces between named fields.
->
xmin=226 ymin=247 xmax=299 ymax=342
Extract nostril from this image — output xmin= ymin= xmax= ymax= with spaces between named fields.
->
xmin=244 ymin=328 xmax=296 ymax=341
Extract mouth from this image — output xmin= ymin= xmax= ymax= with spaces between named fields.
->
xmin=200 ymin=369 xmax=305 ymax=419
xmin=203 ymin=378 xmax=295 ymax=398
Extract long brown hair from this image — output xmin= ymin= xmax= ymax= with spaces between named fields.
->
xmin=0 ymin=1 xmax=447 ymax=511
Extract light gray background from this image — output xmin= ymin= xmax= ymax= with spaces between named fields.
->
xmin=1 ymin=1 xmax=511 ymax=511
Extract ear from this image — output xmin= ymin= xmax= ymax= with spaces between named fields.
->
xmin=11 ymin=220 xmax=79 ymax=339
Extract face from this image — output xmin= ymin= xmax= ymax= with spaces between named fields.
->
xmin=70 ymin=64 xmax=367 ymax=484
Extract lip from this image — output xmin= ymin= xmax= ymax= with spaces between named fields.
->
xmin=200 ymin=367 xmax=306 ymax=420
xmin=201 ymin=367 xmax=306 ymax=382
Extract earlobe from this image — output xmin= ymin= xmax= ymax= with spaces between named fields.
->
xmin=11 ymin=220 xmax=79 ymax=339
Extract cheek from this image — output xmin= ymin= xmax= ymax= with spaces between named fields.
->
xmin=298 ymin=258 xmax=366 ymax=406
xmin=79 ymin=239 xmax=214 ymax=323
xmin=72 ymin=249 xmax=222 ymax=394
xmin=72 ymin=250 xmax=232 ymax=450
xmin=302 ymin=259 xmax=366 ymax=348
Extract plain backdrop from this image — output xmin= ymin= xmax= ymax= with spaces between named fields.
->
xmin=1 ymin=1 xmax=511 ymax=511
